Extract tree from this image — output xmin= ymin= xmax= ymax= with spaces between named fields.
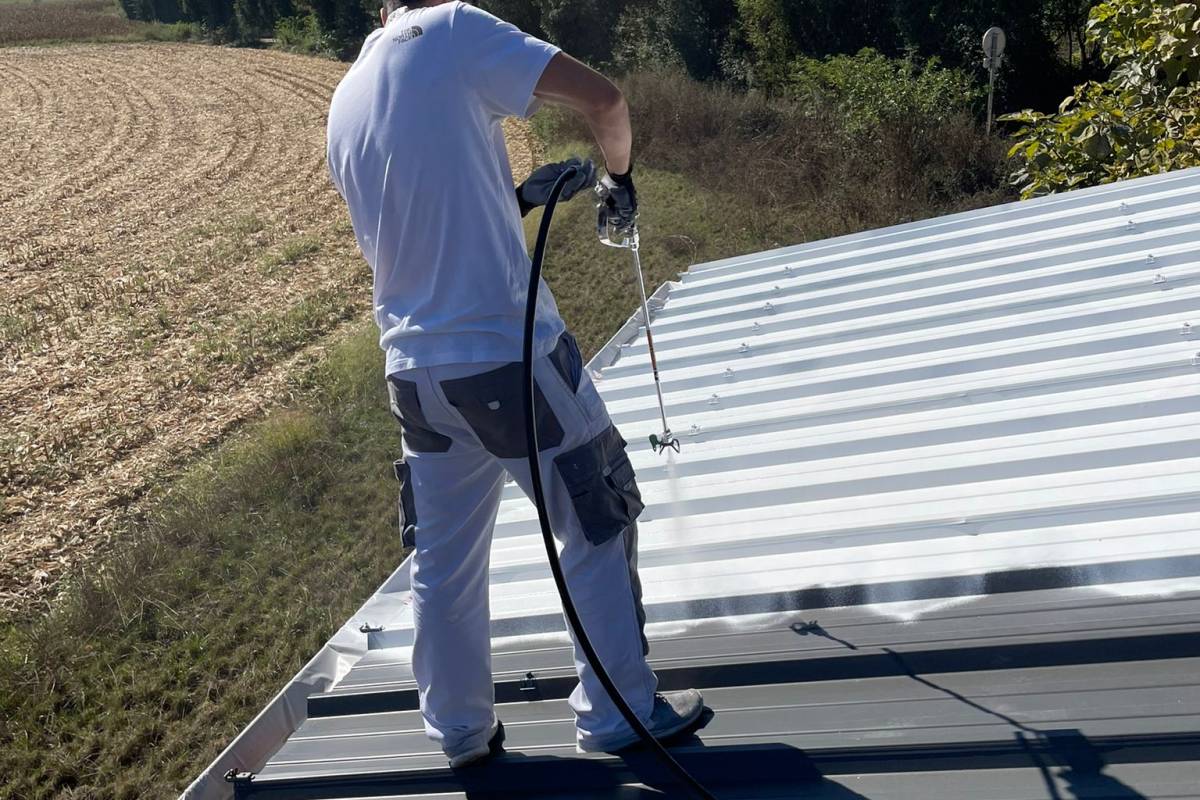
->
xmin=235 ymin=0 xmax=293 ymax=37
xmin=476 ymin=0 xmax=545 ymax=36
xmin=1002 ymin=0 xmax=1200 ymax=197
xmin=735 ymin=0 xmax=899 ymax=85
xmin=534 ymin=0 xmax=629 ymax=65
xmin=1042 ymin=0 xmax=1102 ymax=70
xmin=612 ymin=0 xmax=738 ymax=80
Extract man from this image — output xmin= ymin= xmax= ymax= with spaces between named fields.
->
xmin=325 ymin=0 xmax=705 ymax=769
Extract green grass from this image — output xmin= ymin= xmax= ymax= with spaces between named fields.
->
xmin=197 ymin=287 xmax=358 ymax=376
xmin=259 ymin=234 xmax=321 ymax=275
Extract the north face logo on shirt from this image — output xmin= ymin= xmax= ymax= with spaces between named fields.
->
xmin=393 ymin=25 xmax=423 ymax=44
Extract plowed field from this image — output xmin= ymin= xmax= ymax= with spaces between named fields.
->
xmin=0 ymin=43 xmax=539 ymax=614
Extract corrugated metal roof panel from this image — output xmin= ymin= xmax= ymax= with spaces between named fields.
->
xmin=233 ymin=168 xmax=1200 ymax=799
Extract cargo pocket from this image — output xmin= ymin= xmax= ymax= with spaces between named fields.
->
xmin=387 ymin=378 xmax=452 ymax=454
xmin=394 ymin=458 xmax=418 ymax=549
xmin=440 ymin=362 xmax=564 ymax=459
xmin=554 ymin=425 xmax=645 ymax=546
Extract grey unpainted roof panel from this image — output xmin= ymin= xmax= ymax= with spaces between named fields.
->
xmin=229 ymin=168 xmax=1200 ymax=799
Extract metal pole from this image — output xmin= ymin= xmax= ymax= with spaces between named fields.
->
xmin=986 ymin=59 xmax=996 ymax=136
xmin=629 ymin=240 xmax=672 ymax=441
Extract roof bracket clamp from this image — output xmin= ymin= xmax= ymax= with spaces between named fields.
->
xmin=519 ymin=671 xmax=542 ymax=700
xmin=224 ymin=769 xmax=254 ymax=785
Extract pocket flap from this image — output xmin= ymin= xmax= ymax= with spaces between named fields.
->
xmin=556 ymin=425 xmax=625 ymax=493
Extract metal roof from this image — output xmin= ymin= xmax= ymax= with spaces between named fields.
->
xmin=221 ymin=168 xmax=1200 ymax=799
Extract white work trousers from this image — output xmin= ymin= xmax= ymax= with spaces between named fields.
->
xmin=386 ymin=332 xmax=657 ymax=758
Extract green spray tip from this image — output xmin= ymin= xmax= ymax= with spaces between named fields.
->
xmin=649 ymin=432 xmax=681 ymax=454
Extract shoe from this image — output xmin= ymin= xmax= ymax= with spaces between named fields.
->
xmin=447 ymin=719 xmax=505 ymax=768
xmin=577 ymin=689 xmax=706 ymax=753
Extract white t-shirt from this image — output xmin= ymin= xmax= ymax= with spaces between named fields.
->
xmin=326 ymin=2 xmax=565 ymax=375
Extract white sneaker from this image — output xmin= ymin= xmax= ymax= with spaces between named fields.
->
xmin=447 ymin=719 xmax=505 ymax=768
xmin=577 ymin=689 xmax=706 ymax=753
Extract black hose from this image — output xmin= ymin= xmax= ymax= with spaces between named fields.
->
xmin=522 ymin=168 xmax=717 ymax=800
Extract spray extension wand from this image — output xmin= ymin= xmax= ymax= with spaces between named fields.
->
xmin=597 ymin=192 xmax=680 ymax=455
xmin=598 ymin=222 xmax=681 ymax=454
xmin=522 ymin=167 xmax=714 ymax=799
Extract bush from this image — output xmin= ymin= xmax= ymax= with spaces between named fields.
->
xmin=274 ymin=12 xmax=333 ymax=56
xmin=789 ymin=48 xmax=983 ymax=135
xmin=1002 ymin=0 xmax=1200 ymax=197
xmin=143 ymin=20 xmax=205 ymax=40
xmin=305 ymin=0 xmax=372 ymax=59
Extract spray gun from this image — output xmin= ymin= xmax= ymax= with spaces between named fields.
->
xmin=596 ymin=181 xmax=681 ymax=455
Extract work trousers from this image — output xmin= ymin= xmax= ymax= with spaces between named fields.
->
xmin=386 ymin=331 xmax=658 ymax=758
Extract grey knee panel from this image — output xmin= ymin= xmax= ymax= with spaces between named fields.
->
xmin=393 ymin=458 xmax=418 ymax=549
xmin=388 ymin=378 xmax=453 ymax=453
xmin=554 ymin=425 xmax=645 ymax=546
xmin=547 ymin=331 xmax=583 ymax=393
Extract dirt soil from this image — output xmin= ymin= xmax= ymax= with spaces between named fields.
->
xmin=0 ymin=42 xmax=540 ymax=615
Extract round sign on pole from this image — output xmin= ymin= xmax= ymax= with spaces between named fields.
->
xmin=982 ymin=26 xmax=1006 ymax=59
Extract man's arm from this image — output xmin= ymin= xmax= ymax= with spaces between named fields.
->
xmin=533 ymin=53 xmax=631 ymax=176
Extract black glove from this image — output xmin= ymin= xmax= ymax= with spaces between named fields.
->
xmin=594 ymin=166 xmax=638 ymax=235
xmin=516 ymin=157 xmax=596 ymax=217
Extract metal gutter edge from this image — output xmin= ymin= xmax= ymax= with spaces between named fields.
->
xmin=588 ymin=280 xmax=678 ymax=372
xmin=180 ymin=556 xmax=417 ymax=800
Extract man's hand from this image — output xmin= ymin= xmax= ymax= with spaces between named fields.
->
xmin=595 ymin=167 xmax=637 ymax=234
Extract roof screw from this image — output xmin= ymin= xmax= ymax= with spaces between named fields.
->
xmin=764 ymin=301 xmax=776 ymax=314
xmin=752 ymin=321 xmax=762 ymax=333
xmin=1119 ymin=201 xmax=1130 ymax=212
xmin=784 ymin=265 xmax=795 ymax=275
xmin=724 ymin=367 xmax=735 ymax=380
xmin=1182 ymin=323 xmax=1193 ymax=337
xmin=1146 ymin=253 xmax=1156 ymax=264
xmin=773 ymin=285 xmax=782 ymax=293
xmin=1153 ymin=273 xmax=1167 ymax=285
xmin=688 ymin=424 xmax=701 ymax=437
xmin=708 ymin=393 xmax=720 ymax=406
xmin=739 ymin=342 xmax=751 ymax=354
xmin=1126 ymin=219 xmax=1137 ymax=231
xmin=1193 ymin=352 xmax=1200 ymax=367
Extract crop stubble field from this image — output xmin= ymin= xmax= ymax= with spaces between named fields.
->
xmin=0 ymin=42 xmax=539 ymax=614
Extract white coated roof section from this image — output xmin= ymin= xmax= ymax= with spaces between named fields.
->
xmin=366 ymin=167 xmax=1200 ymax=652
